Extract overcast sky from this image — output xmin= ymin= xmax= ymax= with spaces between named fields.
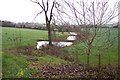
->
xmin=0 ymin=0 xmax=46 ymax=23
xmin=0 ymin=0 xmax=119 ymax=23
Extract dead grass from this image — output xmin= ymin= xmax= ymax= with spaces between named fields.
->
xmin=31 ymin=63 xmax=118 ymax=79
xmin=42 ymin=45 xmax=75 ymax=62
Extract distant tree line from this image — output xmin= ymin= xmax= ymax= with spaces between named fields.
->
xmin=0 ymin=20 xmax=15 ymax=27
xmin=0 ymin=20 xmax=118 ymax=31
xmin=0 ymin=20 xmax=48 ymax=30
xmin=0 ymin=20 xmax=81 ymax=32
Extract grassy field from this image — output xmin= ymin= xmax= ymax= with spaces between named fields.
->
xmin=1 ymin=27 xmax=118 ymax=78
xmin=64 ymin=28 xmax=118 ymax=65
xmin=2 ymin=27 xmax=48 ymax=48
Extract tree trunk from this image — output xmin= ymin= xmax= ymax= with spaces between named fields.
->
xmin=86 ymin=44 xmax=92 ymax=68
xmin=47 ymin=23 xmax=52 ymax=46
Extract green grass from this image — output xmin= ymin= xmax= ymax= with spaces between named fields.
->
xmin=2 ymin=52 xmax=67 ymax=78
xmin=36 ymin=55 xmax=67 ymax=65
xmin=93 ymin=28 xmax=118 ymax=46
xmin=2 ymin=52 xmax=36 ymax=78
xmin=64 ymin=28 xmax=118 ymax=65
xmin=2 ymin=27 xmax=48 ymax=48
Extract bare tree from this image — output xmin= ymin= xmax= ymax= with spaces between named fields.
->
xmin=59 ymin=0 xmax=119 ymax=68
xmin=30 ymin=0 xmax=58 ymax=45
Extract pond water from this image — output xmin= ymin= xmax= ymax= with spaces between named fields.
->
xmin=37 ymin=41 xmax=73 ymax=49
xmin=37 ymin=32 xmax=78 ymax=49
xmin=69 ymin=32 xmax=78 ymax=35
xmin=67 ymin=36 xmax=76 ymax=41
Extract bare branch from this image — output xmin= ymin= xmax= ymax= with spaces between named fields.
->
xmin=33 ymin=10 xmax=44 ymax=21
xmin=50 ymin=1 xmax=55 ymax=22
xmin=30 ymin=0 xmax=44 ymax=10
xmin=46 ymin=0 xmax=49 ymax=12
xmin=41 ymin=0 xmax=46 ymax=11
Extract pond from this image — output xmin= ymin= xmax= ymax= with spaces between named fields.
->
xmin=37 ymin=41 xmax=73 ymax=49
xmin=36 ymin=32 xmax=78 ymax=49
xmin=67 ymin=36 xmax=76 ymax=41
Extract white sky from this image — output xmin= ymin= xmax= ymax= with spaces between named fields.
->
xmin=0 ymin=0 xmax=119 ymax=23
xmin=0 ymin=0 xmax=46 ymax=23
